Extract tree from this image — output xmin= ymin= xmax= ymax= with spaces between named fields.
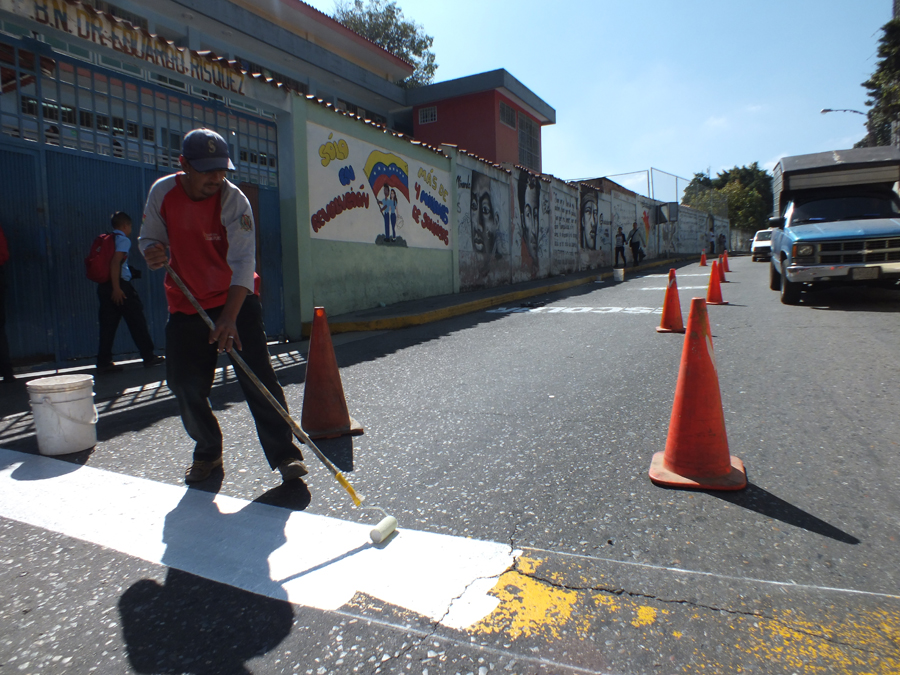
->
xmin=856 ymin=19 xmax=900 ymax=148
xmin=681 ymin=172 xmax=717 ymax=211
xmin=333 ymin=0 xmax=437 ymax=88
xmin=681 ymin=163 xmax=773 ymax=231
xmin=721 ymin=180 xmax=767 ymax=232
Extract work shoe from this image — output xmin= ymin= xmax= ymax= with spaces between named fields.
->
xmin=278 ymin=458 xmax=309 ymax=482
xmin=143 ymin=355 xmax=165 ymax=368
xmin=184 ymin=457 xmax=223 ymax=484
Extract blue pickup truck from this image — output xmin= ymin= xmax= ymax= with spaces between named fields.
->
xmin=769 ymin=147 xmax=900 ymax=304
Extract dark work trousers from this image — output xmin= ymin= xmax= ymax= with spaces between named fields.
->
xmin=0 ymin=265 xmax=13 ymax=379
xmin=630 ymin=242 xmax=642 ymax=266
xmin=614 ymin=246 xmax=627 ymax=267
xmin=97 ymin=279 xmax=156 ymax=366
xmin=165 ymin=294 xmax=303 ymax=469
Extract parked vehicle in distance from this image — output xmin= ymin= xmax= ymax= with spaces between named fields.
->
xmin=769 ymin=146 xmax=900 ymax=304
xmin=750 ymin=229 xmax=773 ymax=261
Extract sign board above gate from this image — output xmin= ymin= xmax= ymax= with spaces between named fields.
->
xmin=1 ymin=0 xmax=247 ymax=95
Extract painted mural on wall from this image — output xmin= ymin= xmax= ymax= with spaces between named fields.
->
xmin=638 ymin=198 xmax=657 ymax=259
xmin=511 ymin=169 xmax=550 ymax=282
xmin=578 ymin=185 xmax=608 ymax=269
xmin=668 ymin=206 xmax=709 ymax=254
xmin=457 ymin=166 xmax=511 ymax=289
xmin=307 ymin=122 xmax=451 ymax=249
xmin=551 ymin=183 xmax=578 ymax=275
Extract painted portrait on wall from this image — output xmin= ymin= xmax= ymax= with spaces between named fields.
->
xmin=580 ymin=187 xmax=599 ymax=251
xmin=578 ymin=185 xmax=609 ymax=269
xmin=457 ymin=166 xmax=510 ymax=289
xmin=511 ymin=169 xmax=549 ymax=282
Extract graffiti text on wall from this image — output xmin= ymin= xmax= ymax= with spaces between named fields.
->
xmin=310 ymin=188 xmax=370 ymax=233
xmin=319 ymin=134 xmax=350 ymax=167
xmin=552 ymin=190 xmax=578 ymax=274
xmin=413 ymin=183 xmax=449 ymax=245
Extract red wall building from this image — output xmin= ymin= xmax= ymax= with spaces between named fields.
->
xmin=407 ymin=70 xmax=555 ymax=173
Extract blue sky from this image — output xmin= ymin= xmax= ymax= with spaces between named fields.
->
xmin=304 ymin=0 xmax=890 ymax=201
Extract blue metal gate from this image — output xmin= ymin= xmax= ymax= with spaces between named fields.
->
xmin=1 ymin=35 xmax=285 ymax=367
xmin=0 ymin=145 xmax=55 ymax=363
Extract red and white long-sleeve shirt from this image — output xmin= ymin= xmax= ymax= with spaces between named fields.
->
xmin=139 ymin=174 xmax=258 ymax=315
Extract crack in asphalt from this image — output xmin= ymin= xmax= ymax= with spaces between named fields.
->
xmin=368 ymin=538 xmax=525 ymax=674
xmin=510 ymin=559 xmax=898 ymax=659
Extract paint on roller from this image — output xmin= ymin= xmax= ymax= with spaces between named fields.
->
xmin=370 ymin=516 xmax=399 ymax=544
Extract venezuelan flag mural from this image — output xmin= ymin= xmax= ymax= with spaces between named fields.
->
xmin=363 ymin=151 xmax=410 ymax=203
xmin=306 ymin=122 xmax=450 ymax=249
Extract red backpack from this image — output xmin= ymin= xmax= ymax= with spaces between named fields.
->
xmin=84 ymin=232 xmax=118 ymax=283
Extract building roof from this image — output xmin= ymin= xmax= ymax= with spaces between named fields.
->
xmin=230 ymin=0 xmax=415 ymax=80
xmin=405 ymin=69 xmax=556 ymax=125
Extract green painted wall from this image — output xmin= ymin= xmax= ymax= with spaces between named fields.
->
xmin=309 ymin=240 xmax=452 ymax=315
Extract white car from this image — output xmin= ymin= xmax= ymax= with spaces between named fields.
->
xmin=750 ymin=229 xmax=773 ymax=261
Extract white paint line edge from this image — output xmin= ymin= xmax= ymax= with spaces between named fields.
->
xmin=2 ymin=445 xmax=895 ymax=627
xmin=0 ymin=448 xmax=518 ymax=630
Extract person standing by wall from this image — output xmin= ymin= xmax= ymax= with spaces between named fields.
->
xmin=628 ymin=221 xmax=644 ymax=267
xmin=614 ymin=226 xmax=627 ymax=267
xmin=378 ymin=185 xmax=393 ymax=242
xmin=140 ymin=128 xmax=307 ymax=485
xmin=96 ymin=212 xmax=163 ymax=374
xmin=708 ymin=227 xmax=716 ymax=255
xmin=388 ymin=188 xmax=398 ymax=241
xmin=0 ymin=223 xmax=14 ymax=383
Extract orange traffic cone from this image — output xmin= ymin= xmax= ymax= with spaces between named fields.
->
xmin=656 ymin=269 xmax=685 ymax=334
xmin=649 ymin=297 xmax=747 ymax=490
xmin=301 ymin=307 xmax=364 ymax=439
xmin=722 ymin=250 xmax=731 ymax=273
xmin=717 ymin=255 xmax=728 ymax=282
xmin=707 ymin=260 xmax=728 ymax=305
xmin=699 ymin=251 xmax=707 ymax=267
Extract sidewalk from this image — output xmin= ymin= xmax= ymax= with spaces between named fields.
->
xmin=318 ymin=254 xmax=689 ymax=334
xmin=1 ymin=255 xmax=692 ymax=419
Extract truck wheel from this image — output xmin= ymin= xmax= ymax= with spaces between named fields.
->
xmin=769 ymin=262 xmax=780 ymax=290
xmin=780 ymin=262 xmax=801 ymax=304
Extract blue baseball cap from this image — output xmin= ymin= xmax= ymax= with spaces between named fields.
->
xmin=181 ymin=128 xmax=235 ymax=172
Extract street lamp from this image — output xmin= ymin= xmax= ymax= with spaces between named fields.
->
xmin=820 ymin=108 xmax=866 ymax=116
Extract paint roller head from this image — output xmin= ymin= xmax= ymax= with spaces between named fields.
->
xmin=370 ymin=515 xmax=398 ymax=544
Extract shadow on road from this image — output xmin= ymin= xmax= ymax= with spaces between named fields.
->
xmin=118 ymin=480 xmax=295 ymax=674
xmin=709 ymin=482 xmax=860 ymax=545
xmin=802 ymin=286 xmax=900 ymax=312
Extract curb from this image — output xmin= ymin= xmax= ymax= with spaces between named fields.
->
xmin=305 ymin=256 xmax=689 ymax=336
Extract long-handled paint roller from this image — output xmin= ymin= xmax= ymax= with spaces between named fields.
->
xmin=162 ymin=262 xmax=398 ymax=544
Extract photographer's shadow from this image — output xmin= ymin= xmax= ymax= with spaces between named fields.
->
xmin=118 ymin=478 xmax=296 ymax=674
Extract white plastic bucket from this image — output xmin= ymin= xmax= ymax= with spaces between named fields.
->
xmin=613 ymin=267 xmax=625 ymax=282
xmin=27 ymin=374 xmax=98 ymax=455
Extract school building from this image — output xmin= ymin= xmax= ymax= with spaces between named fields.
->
xmin=0 ymin=0 xmax=724 ymax=368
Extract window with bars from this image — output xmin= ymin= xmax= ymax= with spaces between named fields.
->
xmin=499 ymin=101 xmax=516 ymax=129
xmin=518 ymin=112 xmax=540 ymax=171
xmin=418 ymin=106 xmax=437 ymax=125
xmin=0 ymin=41 xmax=280 ymax=187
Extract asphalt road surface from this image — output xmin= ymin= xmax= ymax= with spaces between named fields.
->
xmin=2 ymin=255 xmax=900 ymax=674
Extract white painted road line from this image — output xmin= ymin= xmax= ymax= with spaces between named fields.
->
xmin=0 ymin=448 xmax=518 ymax=630
xmin=487 ymin=306 xmax=663 ymax=314
xmin=638 ymin=286 xmax=708 ymax=290
xmin=645 ymin=273 xmax=713 ymax=277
